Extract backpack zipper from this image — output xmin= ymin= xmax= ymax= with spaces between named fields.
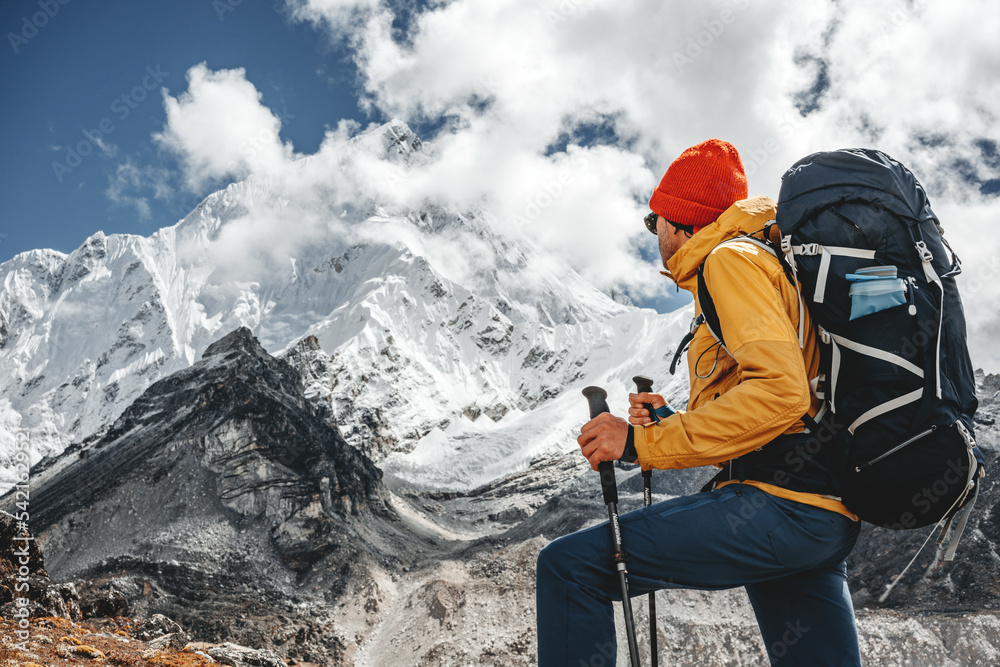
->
xmin=830 ymin=207 xmax=864 ymax=233
xmin=856 ymin=425 xmax=937 ymax=472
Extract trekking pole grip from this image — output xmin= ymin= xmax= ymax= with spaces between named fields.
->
xmin=632 ymin=374 xmax=655 ymax=422
xmin=583 ymin=386 xmax=618 ymax=505
xmin=583 ymin=385 xmax=610 ymax=419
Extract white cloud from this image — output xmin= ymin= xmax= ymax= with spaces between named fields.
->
xmin=283 ymin=0 xmax=381 ymax=38
xmin=278 ymin=1 xmax=846 ymax=306
xmin=328 ymin=0 xmax=999 ymax=363
xmin=153 ymin=63 xmax=295 ymax=191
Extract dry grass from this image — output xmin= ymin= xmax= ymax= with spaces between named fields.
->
xmin=146 ymin=651 xmax=224 ymax=666
xmin=107 ymin=655 xmax=146 ymax=667
xmin=74 ymin=644 xmax=106 ymax=658
xmin=0 ymin=616 xmax=235 ymax=667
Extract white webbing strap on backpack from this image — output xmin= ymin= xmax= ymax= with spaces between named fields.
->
xmin=941 ymin=483 xmax=978 ymax=562
xmin=810 ymin=374 xmax=826 ymax=400
xmin=940 ymin=420 xmax=982 ymax=562
xmin=818 ymin=326 xmax=924 ymax=432
xmin=848 ymin=389 xmax=924 ymax=435
xmin=779 ymin=235 xmax=806 ymax=349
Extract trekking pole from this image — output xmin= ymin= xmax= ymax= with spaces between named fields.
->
xmin=582 ymin=386 xmax=641 ymax=667
xmin=632 ymin=375 xmax=658 ymax=667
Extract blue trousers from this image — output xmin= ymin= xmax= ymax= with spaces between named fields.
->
xmin=536 ymin=484 xmax=862 ymax=666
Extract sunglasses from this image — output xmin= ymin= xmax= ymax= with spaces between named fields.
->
xmin=643 ymin=212 xmax=693 ymax=237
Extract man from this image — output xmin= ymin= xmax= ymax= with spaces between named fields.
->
xmin=535 ymin=139 xmax=862 ymax=666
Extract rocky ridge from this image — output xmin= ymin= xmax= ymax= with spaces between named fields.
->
xmin=2 ymin=326 xmax=435 ymax=664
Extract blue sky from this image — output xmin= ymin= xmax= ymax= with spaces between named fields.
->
xmin=0 ymin=0 xmax=366 ymax=263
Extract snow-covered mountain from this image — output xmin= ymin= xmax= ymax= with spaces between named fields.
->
xmin=0 ymin=119 xmax=690 ymax=495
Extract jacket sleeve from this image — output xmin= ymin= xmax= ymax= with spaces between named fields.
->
xmin=633 ymin=244 xmax=812 ymax=470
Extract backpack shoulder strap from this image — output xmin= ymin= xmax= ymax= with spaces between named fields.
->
xmin=696 ymin=263 xmax=725 ymax=350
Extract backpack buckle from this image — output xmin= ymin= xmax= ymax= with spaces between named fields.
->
xmin=799 ymin=243 xmax=821 ymax=256
xmin=914 ymin=240 xmax=934 ymax=263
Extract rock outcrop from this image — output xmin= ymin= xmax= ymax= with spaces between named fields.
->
xmin=0 ymin=326 xmax=434 ymax=663
xmin=0 ymin=509 xmax=80 ymax=622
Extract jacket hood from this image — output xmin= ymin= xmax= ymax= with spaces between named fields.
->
xmin=665 ymin=195 xmax=777 ymax=292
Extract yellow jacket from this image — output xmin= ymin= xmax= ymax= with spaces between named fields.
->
xmin=634 ymin=196 xmax=857 ymax=519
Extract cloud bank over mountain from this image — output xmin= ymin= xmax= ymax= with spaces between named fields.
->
xmin=114 ymin=0 xmax=1000 ymax=366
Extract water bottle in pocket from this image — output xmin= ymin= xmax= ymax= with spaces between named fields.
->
xmin=846 ymin=266 xmax=907 ymax=320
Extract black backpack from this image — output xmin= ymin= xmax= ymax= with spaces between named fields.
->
xmin=772 ymin=148 xmax=984 ymax=546
xmin=681 ymin=149 xmax=985 ymax=555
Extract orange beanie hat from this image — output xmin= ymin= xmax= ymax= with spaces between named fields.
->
xmin=648 ymin=139 xmax=748 ymax=232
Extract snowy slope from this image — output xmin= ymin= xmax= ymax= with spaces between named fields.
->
xmin=285 ymin=283 xmax=692 ymax=489
xmin=0 ymin=176 xmax=302 ymax=483
xmin=0 ymin=119 xmax=692 ymax=494
xmin=275 ymin=224 xmax=694 ymax=490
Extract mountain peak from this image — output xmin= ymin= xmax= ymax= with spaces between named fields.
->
xmin=349 ymin=118 xmax=425 ymax=164
xmin=201 ymin=325 xmax=265 ymax=360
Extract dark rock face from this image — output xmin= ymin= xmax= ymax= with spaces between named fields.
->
xmin=77 ymin=578 xmax=131 ymax=619
xmin=0 ymin=326 xmax=424 ymax=663
xmin=0 ymin=507 xmax=47 ymax=577
xmin=0 ymin=510 xmax=80 ymax=621
xmin=19 ymin=326 xmax=389 ymax=571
